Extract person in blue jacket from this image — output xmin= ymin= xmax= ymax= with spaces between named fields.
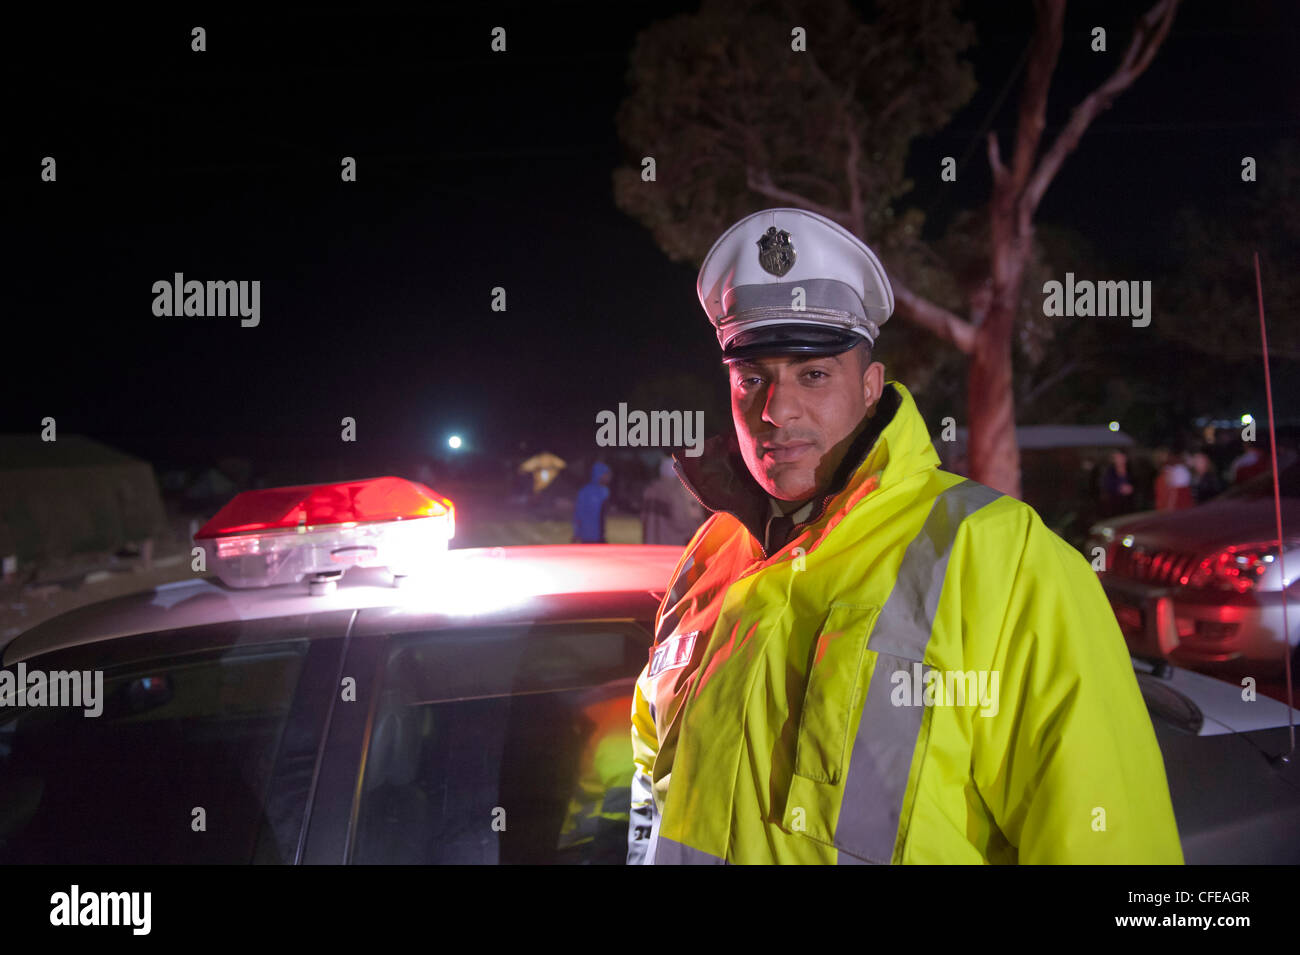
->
xmin=573 ymin=461 xmax=612 ymax=543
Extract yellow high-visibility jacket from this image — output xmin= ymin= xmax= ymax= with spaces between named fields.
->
xmin=628 ymin=381 xmax=1183 ymax=864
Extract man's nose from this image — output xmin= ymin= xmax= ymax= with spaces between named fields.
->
xmin=762 ymin=376 xmax=802 ymax=427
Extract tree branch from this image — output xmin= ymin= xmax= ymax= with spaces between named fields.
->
xmin=699 ymin=103 xmax=751 ymax=139
xmin=891 ymin=279 xmax=976 ymax=353
xmin=878 ymin=88 xmax=912 ymax=124
xmin=1020 ymin=357 xmax=1081 ymax=407
xmin=802 ymin=49 xmax=867 ymax=238
xmin=1008 ymin=0 xmax=1066 ymax=196
xmin=746 ymin=167 xmax=853 ymax=226
xmin=987 ymin=130 xmax=1008 ymax=188
xmin=746 ymin=168 xmax=975 ymax=354
xmin=1019 ymin=0 xmax=1181 ymax=227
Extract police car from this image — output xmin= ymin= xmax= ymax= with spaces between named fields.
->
xmin=0 ymin=476 xmax=1297 ymax=864
xmin=0 ymin=477 xmax=677 ymax=864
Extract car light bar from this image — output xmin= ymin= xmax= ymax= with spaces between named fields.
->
xmin=193 ymin=476 xmax=455 ymax=589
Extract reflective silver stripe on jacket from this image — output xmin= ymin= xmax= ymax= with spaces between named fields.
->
xmin=627 ymin=765 xmax=658 ymax=864
xmin=655 ymin=835 xmax=727 ymax=865
xmin=836 ymin=478 xmax=1002 ymax=864
xmin=630 ymin=555 xmax=697 ymax=864
xmin=655 ymin=555 xmax=694 ymax=644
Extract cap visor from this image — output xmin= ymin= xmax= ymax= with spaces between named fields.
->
xmin=721 ymin=324 xmax=861 ymax=362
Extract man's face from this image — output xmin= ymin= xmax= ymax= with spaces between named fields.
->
xmin=729 ymin=347 xmax=885 ymax=503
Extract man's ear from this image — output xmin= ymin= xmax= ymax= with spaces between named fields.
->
xmin=863 ymin=361 xmax=885 ymax=411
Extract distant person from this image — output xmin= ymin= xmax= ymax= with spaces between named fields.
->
xmin=1156 ymin=450 xmax=1193 ymax=511
xmin=573 ymin=462 xmax=612 ymax=543
xmin=1190 ymin=451 xmax=1223 ymax=503
xmin=1228 ymin=444 xmax=1268 ymax=485
xmin=1100 ymin=450 xmax=1135 ymax=516
xmin=641 ymin=457 xmax=705 ymax=546
xmin=1150 ymin=448 xmax=1168 ymax=509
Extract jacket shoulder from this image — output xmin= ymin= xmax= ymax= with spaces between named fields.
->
xmin=935 ymin=475 xmax=1092 ymax=573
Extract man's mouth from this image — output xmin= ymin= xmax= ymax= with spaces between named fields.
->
xmin=761 ymin=441 xmax=815 ymax=463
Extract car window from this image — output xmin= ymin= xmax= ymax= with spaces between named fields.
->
xmin=351 ymin=622 xmax=649 ymax=864
xmin=0 ymin=641 xmax=307 ymax=863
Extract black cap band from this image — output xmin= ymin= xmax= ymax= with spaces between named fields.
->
xmin=721 ymin=324 xmax=864 ymax=363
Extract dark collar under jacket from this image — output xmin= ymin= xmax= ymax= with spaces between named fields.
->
xmin=672 ymin=384 xmax=903 ymax=558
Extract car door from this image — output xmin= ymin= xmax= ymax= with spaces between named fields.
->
xmin=302 ymin=593 xmax=658 ymax=864
xmin=0 ymin=611 xmax=350 ymax=864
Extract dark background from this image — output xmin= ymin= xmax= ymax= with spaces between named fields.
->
xmin=4 ymin=1 xmax=1297 ymax=480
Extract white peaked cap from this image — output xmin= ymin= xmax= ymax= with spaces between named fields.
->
xmin=697 ymin=207 xmax=894 ymax=361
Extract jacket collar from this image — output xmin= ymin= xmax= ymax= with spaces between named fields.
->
xmin=672 ymin=382 xmax=936 ymax=557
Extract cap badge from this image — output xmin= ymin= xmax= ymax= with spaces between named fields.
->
xmin=756 ymin=227 xmax=796 ymax=277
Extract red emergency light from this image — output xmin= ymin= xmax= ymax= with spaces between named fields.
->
xmin=194 ymin=476 xmax=455 ymax=590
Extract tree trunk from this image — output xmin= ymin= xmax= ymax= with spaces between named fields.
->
xmin=967 ymin=306 xmax=1022 ymax=498
xmin=969 ymin=182 xmax=1029 ymax=498
xmin=963 ymin=0 xmax=1178 ymax=500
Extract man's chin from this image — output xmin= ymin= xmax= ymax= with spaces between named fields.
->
xmin=759 ymin=469 xmax=818 ymax=503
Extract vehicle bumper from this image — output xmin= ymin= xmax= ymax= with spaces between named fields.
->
xmin=1100 ymin=574 xmax=1298 ymax=678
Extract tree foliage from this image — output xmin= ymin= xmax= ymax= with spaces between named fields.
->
xmin=613 ymin=0 xmax=977 ymax=265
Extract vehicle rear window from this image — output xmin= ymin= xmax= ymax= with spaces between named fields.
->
xmin=0 ymin=642 xmax=307 ymax=863
xmin=351 ymin=622 xmax=649 ymax=864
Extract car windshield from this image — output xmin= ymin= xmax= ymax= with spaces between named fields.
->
xmin=1213 ymin=457 xmax=1300 ymax=502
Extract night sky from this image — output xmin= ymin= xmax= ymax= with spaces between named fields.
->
xmin=5 ymin=1 xmax=1296 ymax=478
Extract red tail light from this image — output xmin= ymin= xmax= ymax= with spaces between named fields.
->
xmin=1185 ymin=542 xmax=1280 ymax=593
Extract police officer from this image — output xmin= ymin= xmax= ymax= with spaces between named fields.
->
xmin=628 ymin=208 xmax=1183 ymax=864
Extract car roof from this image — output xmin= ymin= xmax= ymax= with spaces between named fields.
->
xmin=3 ymin=545 xmax=682 ymax=666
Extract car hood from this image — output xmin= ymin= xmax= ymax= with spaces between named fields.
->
xmin=1102 ymin=498 xmax=1300 ymax=552
xmin=1140 ymin=663 xmax=1300 ymax=736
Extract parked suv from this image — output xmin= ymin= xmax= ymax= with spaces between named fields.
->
xmin=1087 ymin=459 xmax=1300 ymax=687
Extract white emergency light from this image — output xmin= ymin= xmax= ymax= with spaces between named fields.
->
xmin=193 ymin=476 xmax=455 ymax=591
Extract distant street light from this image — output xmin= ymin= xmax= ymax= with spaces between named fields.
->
xmin=1108 ymin=421 xmax=1120 ymax=432
xmin=448 ymin=435 xmax=463 ymax=450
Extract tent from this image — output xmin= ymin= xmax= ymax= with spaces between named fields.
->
xmin=0 ymin=435 xmax=166 ymax=562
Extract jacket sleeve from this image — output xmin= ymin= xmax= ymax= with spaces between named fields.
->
xmin=627 ymin=661 xmax=658 ymax=864
xmin=971 ymin=516 xmax=1184 ymax=863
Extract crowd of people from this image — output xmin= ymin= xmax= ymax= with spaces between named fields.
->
xmin=518 ymin=434 xmax=1291 ymax=548
xmin=1099 ymin=440 xmax=1281 ymax=517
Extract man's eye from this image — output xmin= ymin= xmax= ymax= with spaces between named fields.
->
xmin=804 ymin=369 xmax=829 ymax=381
